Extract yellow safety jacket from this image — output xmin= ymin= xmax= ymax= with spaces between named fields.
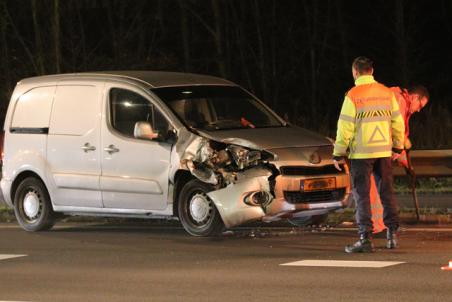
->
xmin=333 ymin=75 xmax=405 ymax=159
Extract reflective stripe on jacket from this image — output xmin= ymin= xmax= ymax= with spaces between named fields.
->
xmin=333 ymin=75 xmax=405 ymax=159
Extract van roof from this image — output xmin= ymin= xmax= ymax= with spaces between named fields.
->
xmin=18 ymin=71 xmax=235 ymax=88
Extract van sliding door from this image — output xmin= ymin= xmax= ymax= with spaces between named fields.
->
xmin=47 ymin=84 xmax=103 ymax=208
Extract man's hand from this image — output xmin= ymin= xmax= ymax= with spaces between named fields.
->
xmin=391 ymin=152 xmax=401 ymax=161
xmin=391 ymin=148 xmax=404 ymax=161
xmin=333 ymin=160 xmax=342 ymax=171
xmin=396 ymin=150 xmax=409 ymax=168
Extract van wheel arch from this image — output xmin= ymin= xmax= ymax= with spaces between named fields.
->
xmin=173 ymin=170 xmax=195 ymax=218
xmin=11 ymin=171 xmax=48 ymax=205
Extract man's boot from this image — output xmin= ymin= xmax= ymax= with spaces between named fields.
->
xmin=386 ymin=228 xmax=398 ymax=249
xmin=345 ymin=233 xmax=375 ymax=253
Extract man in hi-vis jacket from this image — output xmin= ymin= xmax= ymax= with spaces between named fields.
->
xmin=333 ymin=56 xmax=405 ymax=253
xmin=370 ymin=85 xmax=430 ymax=233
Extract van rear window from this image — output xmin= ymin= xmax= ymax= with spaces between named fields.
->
xmin=11 ymin=86 xmax=56 ymax=129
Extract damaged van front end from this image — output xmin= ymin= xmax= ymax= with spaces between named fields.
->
xmin=175 ymin=129 xmax=350 ymax=230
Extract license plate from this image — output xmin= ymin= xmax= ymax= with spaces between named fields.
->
xmin=301 ymin=177 xmax=336 ymax=192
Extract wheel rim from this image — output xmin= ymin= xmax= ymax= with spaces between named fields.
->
xmin=189 ymin=193 xmax=213 ymax=225
xmin=22 ymin=190 xmax=42 ymax=222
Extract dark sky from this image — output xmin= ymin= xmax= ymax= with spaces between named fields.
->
xmin=0 ymin=0 xmax=450 ymax=148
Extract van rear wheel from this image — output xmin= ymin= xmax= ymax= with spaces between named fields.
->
xmin=14 ymin=177 xmax=55 ymax=232
xmin=178 ymin=179 xmax=224 ymax=236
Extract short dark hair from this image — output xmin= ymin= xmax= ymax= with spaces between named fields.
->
xmin=352 ymin=56 xmax=373 ymax=74
xmin=408 ymin=85 xmax=430 ymax=101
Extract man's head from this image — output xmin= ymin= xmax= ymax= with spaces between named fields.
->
xmin=352 ymin=56 xmax=374 ymax=80
xmin=408 ymin=85 xmax=429 ymax=113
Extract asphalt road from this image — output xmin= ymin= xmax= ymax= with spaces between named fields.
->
xmin=0 ymin=223 xmax=452 ymax=302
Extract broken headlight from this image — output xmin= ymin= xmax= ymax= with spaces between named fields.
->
xmin=196 ymin=139 xmax=214 ymax=163
xmin=227 ymin=145 xmax=261 ymax=170
xmin=196 ymin=139 xmax=232 ymax=168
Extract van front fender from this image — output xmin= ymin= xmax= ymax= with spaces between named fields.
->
xmin=207 ymin=168 xmax=271 ymax=228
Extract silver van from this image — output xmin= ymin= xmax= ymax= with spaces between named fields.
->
xmin=1 ymin=71 xmax=350 ymax=236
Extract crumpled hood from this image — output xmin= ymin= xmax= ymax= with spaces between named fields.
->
xmin=197 ymin=125 xmax=331 ymax=150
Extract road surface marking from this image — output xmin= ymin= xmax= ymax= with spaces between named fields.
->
xmin=281 ymin=260 xmax=405 ymax=268
xmin=0 ymin=254 xmax=27 ymax=261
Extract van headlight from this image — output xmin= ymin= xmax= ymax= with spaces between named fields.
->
xmin=227 ymin=145 xmax=261 ymax=170
xmin=197 ymin=139 xmax=214 ymax=163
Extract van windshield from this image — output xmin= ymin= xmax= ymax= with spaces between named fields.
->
xmin=151 ymin=86 xmax=284 ymax=131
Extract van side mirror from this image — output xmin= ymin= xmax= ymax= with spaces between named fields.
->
xmin=134 ymin=121 xmax=159 ymax=140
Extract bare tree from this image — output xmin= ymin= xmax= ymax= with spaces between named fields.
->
xmin=183 ymin=1 xmax=227 ymax=77
xmin=303 ymin=0 xmax=320 ymax=118
xmin=211 ymin=0 xmax=226 ymax=77
xmin=31 ymin=0 xmax=45 ymax=75
xmin=105 ymin=0 xmax=126 ymax=65
xmin=179 ymin=0 xmax=191 ymax=71
xmin=228 ymin=1 xmax=253 ymax=90
xmin=252 ymin=0 xmax=268 ymax=101
xmin=53 ymin=0 xmax=61 ymax=73
xmin=334 ymin=1 xmax=350 ymax=73
xmin=3 ymin=2 xmax=40 ymax=75
xmin=0 ymin=0 xmax=11 ymax=104
xmin=75 ymin=0 xmax=87 ymax=71
xmin=394 ymin=0 xmax=409 ymax=87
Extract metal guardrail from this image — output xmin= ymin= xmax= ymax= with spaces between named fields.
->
xmin=393 ymin=149 xmax=452 ymax=177
xmin=0 ymin=150 xmax=450 ymax=182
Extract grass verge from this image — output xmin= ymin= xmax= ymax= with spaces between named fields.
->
xmin=394 ymin=177 xmax=452 ymax=194
xmin=0 ymin=206 xmax=15 ymax=223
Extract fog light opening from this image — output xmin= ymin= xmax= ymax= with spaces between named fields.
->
xmin=244 ymin=191 xmax=272 ymax=207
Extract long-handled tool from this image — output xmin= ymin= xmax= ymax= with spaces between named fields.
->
xmin=405 ymin=151 xmax=420 ymax=221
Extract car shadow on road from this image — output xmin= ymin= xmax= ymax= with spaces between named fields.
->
xmin=51 ymin=221 xmax=188 ymax=235
xmin=49 ymin=219 xmax=360 ymax=242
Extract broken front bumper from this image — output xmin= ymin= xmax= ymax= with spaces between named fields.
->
xmin=263 ymin=173 xmax=350 ymax=222
xmin=207 ymin=167 xmax=272 ymax=228
xmin=207 ymin=167 xmax=351 ymax=228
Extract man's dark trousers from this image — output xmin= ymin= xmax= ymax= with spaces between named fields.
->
xmin=351 ymin=157 xmax=399 ymax=236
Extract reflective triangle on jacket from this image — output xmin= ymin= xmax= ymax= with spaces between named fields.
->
xmin=368 ymin=125 xmax=387 ymax=144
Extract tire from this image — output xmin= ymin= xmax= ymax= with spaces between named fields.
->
xmin=287 ymin=214 xmax=328 ymax=227
xmin=13 ymin=177 xmax=55 ymax=232
xmin=178 ymin=179 xmax=224 ymax=236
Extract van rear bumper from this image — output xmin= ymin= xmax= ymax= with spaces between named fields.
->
xmin=1 ymin=178 xmax=13 ymax=208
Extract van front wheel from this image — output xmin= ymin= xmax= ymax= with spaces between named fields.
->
xmin=178 ymin=179 xmax=224 ymax=236
xmin=14 ymin=177 xmax=55 ymax=232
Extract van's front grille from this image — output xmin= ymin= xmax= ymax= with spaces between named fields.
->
xmin=284 ymin=188 xmax=346 ymax=204
xmin=279 ymin=165 xmax=345 ymax=176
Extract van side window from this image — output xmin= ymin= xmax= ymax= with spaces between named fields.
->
xmin=109 ymin=88 xmax=170 ymax=138
xmin=49 ymin=85 xmax=101 ymax=135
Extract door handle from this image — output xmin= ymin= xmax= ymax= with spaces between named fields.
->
xmin=104 ymin=144 xmax=120 ymax=154
xmin=81 ymin=143 xmax=96 ymax=152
